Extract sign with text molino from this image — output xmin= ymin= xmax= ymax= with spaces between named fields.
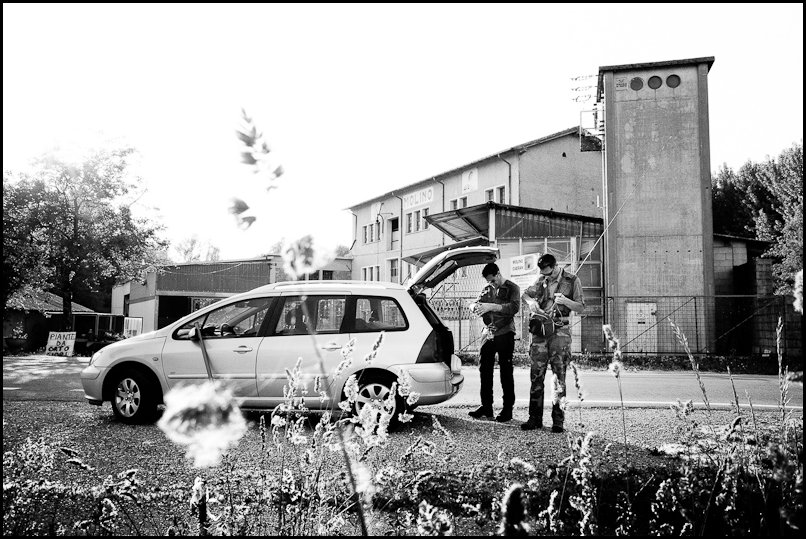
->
xmin=508 ymin=253 xmax=541 ymax=290
xmin=46 ymin=331 xmax=76 ymax=356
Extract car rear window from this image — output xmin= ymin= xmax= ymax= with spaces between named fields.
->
xmin=350 ymin=297 xmax=408 ymax=333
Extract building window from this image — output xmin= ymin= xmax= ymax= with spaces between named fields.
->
xmin=450 ymin=199 xmax=458 ymax=210
xmin=485 ymin=189 xmax=494 ymax=202
xmin=460 ymin=197 xmax=468 ymax=208
xmin=423 ymin=208 xmax=429 ymax=229
xmin=389 ymin=258 xmax=399 ymax=282
xmin=406 ymin=212 xmax=412 ymax=233
xmin=375 ymin=265 xmax=381 ymax=281
xmin=414 ymin=210 xmax=421 ymax=231
xmin=362 ymin=267 xmax=368 ymax=281
xmin=320 ymin=270 xmax=333 ymax=280
xmin=498 ymin=186 xmax=506 ymax=203
xmin=363 ymin=226 xmax=367 ymax=244
xmin=368 ymin=223 xmax=374 ymax=243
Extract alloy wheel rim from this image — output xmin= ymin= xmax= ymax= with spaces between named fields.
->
xmin=356 ymin=382 xmax=395 ymax=415
xmin=115 ymin=378 xmax=141 ymax=417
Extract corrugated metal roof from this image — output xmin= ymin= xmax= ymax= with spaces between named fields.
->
xmin=6 ymin=290 xmax=95 ymax=313
xmin=346 ymin=127 xmax=580 ymax=210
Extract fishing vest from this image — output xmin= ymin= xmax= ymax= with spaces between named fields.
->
xmin=537 ymin=270 xmax=579 ymax=318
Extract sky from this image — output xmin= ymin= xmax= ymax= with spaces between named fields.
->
xmin=3 ymin=3 xmax=803 ymax=261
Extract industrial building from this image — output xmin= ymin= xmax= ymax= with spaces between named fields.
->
xmin=346 ymin=56 xmax=800 ymax=357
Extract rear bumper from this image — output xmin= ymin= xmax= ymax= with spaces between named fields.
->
xmin=393 ymin=363 xmax=464 ymax=406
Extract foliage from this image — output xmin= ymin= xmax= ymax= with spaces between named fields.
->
xmin=174 ymin=235 xmax=221 ymax=263
xmin=3 ymin=145 xmax=168 ymax=328
xmin=711 ymin=141 xmax=803 ymax=293
xmin=2 ymin=172 xmax=54 ymax=309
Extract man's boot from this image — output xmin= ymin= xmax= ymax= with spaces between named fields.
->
xmin=468 ymin=406 xmax=494 ymax=419
xmin=520 ymin=417 xmax=543 ymax=430
xmin=495 ymin=407 xmax=513 ymax=422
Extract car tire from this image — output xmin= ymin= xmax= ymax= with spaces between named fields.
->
xmin=353 ymin=374 xmax=406 ymax=429
xmin=110 ymin=368 xmax=159 ymax=424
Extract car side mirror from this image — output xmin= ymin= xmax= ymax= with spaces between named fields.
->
xmin=184 ymin=326 xmax=199 ymax=341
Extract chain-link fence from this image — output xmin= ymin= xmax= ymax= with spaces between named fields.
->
xmin=428 ymin=285 xmax=802 ymax=359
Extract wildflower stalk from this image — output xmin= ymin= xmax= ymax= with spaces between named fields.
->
xmin=569 ymin=361 xmax=585 ymax=429
xmin=670 ymin=320 xmax=717 ymax=443
xmin=776 ymin=316 xmax=790 ymax=447
xmin=727 ymin=366 xmax=745 ymax=461
xmin=300 ymin=300 xmax=369 ymax=537
xmin=602 ymin=326 xmax=629 ymax=471
xmin=745 ymin=390 xmax=767 ymax=504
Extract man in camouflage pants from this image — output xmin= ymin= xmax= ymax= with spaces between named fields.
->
xmin=521 ymin=254 xmax=585 ymax=433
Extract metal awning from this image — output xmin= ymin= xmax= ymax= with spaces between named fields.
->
xmin=402 ymin=236 xmax=490 ymax=267
xmin=425 ymin=202 xmax=604 ymax=242
xmin=425 ymin=205 xmax=491 ymax=241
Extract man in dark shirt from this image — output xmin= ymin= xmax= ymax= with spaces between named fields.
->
xmin=468 ymin=263 xmax=520 ymax=422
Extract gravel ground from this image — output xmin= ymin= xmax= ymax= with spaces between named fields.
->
xmin=3 ymin=400 xmax=800 ymax=535
xmin=3 ymin=400 xmax=795 ymax=479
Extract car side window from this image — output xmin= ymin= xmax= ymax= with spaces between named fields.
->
xmin=274 ymin=296 xmax=347 ymax=336
xmin=174 ymin=297 xmax=274 ymax=339
xmin=353 ymin=297 xmax=408 ymax=332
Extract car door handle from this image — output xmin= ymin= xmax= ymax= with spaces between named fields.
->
xmin=233 ymin=346 xmax=253 ymax=353
xmin=320 ymin=342 xmax=341 ymax=351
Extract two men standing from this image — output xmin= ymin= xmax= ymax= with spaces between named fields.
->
xmin=468 ymin=254 xmax=585 ymax=433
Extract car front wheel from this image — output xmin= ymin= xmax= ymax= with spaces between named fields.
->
xmin=111 ymin=369 xmax=158 ymax=424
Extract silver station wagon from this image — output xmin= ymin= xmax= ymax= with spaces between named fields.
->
xmin=81 ymin=246 xmax=499 ymax=424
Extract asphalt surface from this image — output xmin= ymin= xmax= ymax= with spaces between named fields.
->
xmin=3 ymin=355 xmax=802 ymax=411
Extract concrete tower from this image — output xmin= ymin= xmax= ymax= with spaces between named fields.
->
xmin=598 ymin=57 xmax=715 ymax=353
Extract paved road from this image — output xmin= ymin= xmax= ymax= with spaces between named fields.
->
xmin=3 ymin=355 xmax=802 ymax=411
xmin=453 ymin=366 xmax=803 ymax=410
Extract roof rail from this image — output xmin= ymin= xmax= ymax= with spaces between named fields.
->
xmin=273 ymin=280 xmax=371 ymax=287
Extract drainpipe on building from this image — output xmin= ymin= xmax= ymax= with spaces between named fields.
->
xmin=349 ymin=211 xmax=358 ymax=247
xmin=431 ymin=177 xmax=446 ymax=245
xmin=497 ymin=154 xmax=512 ymax=204
xmin=392 ymin=192 xmax=404 ymax=284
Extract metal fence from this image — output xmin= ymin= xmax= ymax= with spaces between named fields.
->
xmin=429 ymin=288 xmax=802 ymax=359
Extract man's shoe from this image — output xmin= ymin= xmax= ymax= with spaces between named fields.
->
xmin=495 ymin=408 xmax=513 ymax=423
xmin=551 ymin=425 xmax=564 ymax=433
xmin=468 ymin=406 xmax=494 ymax=419
xmin=520 ymin=418 xmax=543 ymax=430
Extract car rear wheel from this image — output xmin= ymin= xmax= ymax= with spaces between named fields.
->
xmin=111 ymin=369 xmax=158 ymax=424
xmin=354 ymin=375 xmax=405 ymax=428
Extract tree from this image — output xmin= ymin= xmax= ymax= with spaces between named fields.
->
xmin=753 ymin=142 xmax=803 ymax=293
xmin=4 ymin=146 xmax=168 ymax=329
xmin=174 ymin=236 xmax=221 ymax=263
xmin=711 ymin=141 xmax=803 ymax=293
xmin=3 ymin=172 xmax=54 ymax=309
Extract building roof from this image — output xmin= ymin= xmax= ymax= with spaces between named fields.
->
xmin=597 ymin=56 xmax=715 ymax=101
xmin=713 ymin=233 xmax=772 ymax=245
xmin=599 ymin=56 xmax=715 ymax=74
xmin=345 ymin=127 xmax=581 ymax=210
xmin=6 ymin=290 xmax=95 ymax=314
